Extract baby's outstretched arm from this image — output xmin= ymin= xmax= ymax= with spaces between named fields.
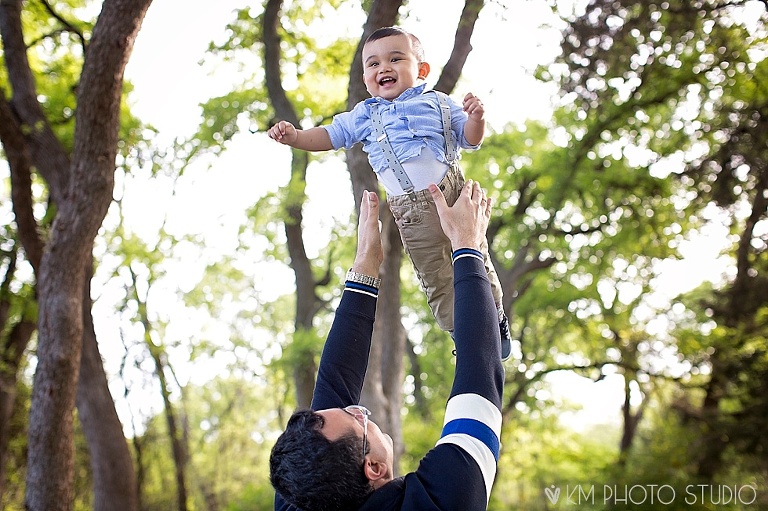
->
xmin=462 ymin=92 xmax=486 ymax=146
xmin=267 ymin=121 xmax=334 ymax=151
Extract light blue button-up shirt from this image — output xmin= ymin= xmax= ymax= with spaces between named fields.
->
xmin=322 ymin=84 xmax=479 ymax=177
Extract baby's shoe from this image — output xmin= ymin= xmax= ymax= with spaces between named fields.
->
xmin=499 ymin=314 xmax=512 ymax=361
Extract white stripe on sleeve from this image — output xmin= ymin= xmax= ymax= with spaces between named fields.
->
xmin=435 ymin=393 xmax=502 ymax=502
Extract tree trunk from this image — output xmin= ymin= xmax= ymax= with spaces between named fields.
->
xmin=695 ymin=180 xmax=767 ymax=480
xmin=286 ymin=151 xmax=319 ymax=408
xmin=20 ymin=0 xmax=154 ymax=508
xmin=132 ymin=435 xmax=146 ymax=510
xmin=149 ymin=343 xmax=189 ymax=511
xmin=262 ymin=0 xmax=323 ymax=409
xmin=618 ymin=375 xmax=648 ymax=465
xmin=129 ymin=266 xmax=189 ymax=511
xmin=695 ymin=355 xmax=726 ymax=481
xmin=363 ymin=211 xmax=407 ymax=469
xmin=344 ymin=0 xmax=405 ymax=471
xmin=433 ymin=0 xmax=485 ymax=94
xmin=259 ymin=0 xmax=491 ymax=468
xmin=76 ymin=260 xmax=139 ymax=511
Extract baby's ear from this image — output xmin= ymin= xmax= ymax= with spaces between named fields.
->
xmin=418 ymin=62 xmax=431 ymax=80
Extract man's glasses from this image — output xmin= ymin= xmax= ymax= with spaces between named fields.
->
xmin=343 ymin=405 xmax=371 ymax=456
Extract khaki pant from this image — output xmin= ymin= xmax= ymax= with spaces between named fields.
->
xmin=387 ymin=164 xmax=503 ymax=331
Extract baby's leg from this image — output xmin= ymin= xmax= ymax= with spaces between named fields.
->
xmin=478 ymin=235 xmax=513 ymax=360
xmin=387 ymin=167 xmax=465 ymax=331
xmin=389 ymin=190 xmax=458 ymax=332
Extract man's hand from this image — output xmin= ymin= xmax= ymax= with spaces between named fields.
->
xmin=351 ymin=190 xmax=383 ymax=277
xmin=267 ymin=120 xmax=299 ymax=145
xmin=429 ymin=180 xmax=493 ymax=251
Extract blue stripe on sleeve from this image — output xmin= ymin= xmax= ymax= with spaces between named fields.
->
xmin=441 ymin=418 xmax=500 ymax=461
xmin=344 ymin=281 xmax=379 ymax=297
xmin=451 ymin=248 xmax=484 ymax=263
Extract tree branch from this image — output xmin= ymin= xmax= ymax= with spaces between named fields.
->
xmin=0 ymin=0 xmax=71 ymax=200
xmin=0 ymin=91 xmax=45 ymax=272
xmin=434 ymin=0 xmax=484 ymax=94
xmin=38 ymin=0 xmax=87 ymax=51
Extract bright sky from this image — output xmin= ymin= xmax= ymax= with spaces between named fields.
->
xmin=100 ymin=0 xmax=736 ymax=434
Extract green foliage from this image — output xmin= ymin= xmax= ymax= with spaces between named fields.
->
xmin=280 ymin=326 xmax=324 ymax=366
xmin=0 ymin=377 xmax=30 ymax=511
xmin=2 ymin=384 xmax=94 ymax=511
xmin=585 ymin=390 xmax=765 ymax=511
xmin=225 ymin=483 xmax=277 ymax=511
xmin=201 ymin=0 xmax=356 ymax=141
xmin=542 ymin=0 xmax=768 ymax=494
xmin=195 ymin=88 xmax=270 ymax=154
xmin=185 ymin=377 xmax=281 ymax=510
xmin=133 ymin=375 xmax=283 ymax=511
xmin=489 ymin=405 xmax=619 ymax=510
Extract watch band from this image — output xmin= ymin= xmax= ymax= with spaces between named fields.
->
xmin=345 ymin=269 xmax=381 ymax=289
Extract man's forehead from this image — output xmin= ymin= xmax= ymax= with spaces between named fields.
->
xmin=316 ymin=408 xmax=358 ymax=441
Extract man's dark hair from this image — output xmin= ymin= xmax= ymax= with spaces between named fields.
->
xmin=270 ymin=409 xmax=373 ymax=511
xmin=365 ymin=26 xmax=425 ymax=61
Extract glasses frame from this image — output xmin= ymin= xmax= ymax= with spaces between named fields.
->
xmin=342 ymin=405 xmax=371 ymax=456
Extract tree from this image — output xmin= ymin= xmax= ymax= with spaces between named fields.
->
xmin=0 ymin=0 xmax=153 ymax=508
xmin=550 ymin=0 xmax=768 ymax=480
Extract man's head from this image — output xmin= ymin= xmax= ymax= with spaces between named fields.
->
xmin=270 ymin=407 xmax=395 ymax=511
xmin=362 ymin=26 xmax=430 ymax=100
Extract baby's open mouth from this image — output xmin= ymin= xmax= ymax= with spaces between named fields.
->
xmin=379 ymin=77 xmax=396 ymax=85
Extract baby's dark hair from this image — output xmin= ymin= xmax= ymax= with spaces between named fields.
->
xmin=365 ymin=26 xmax=425 ymax=61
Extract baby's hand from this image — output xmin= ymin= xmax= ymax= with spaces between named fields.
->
xmin=463 ymin=93 xmax=485 ymax=122
xmin=267 ymin=120 xmax=298 ymax=145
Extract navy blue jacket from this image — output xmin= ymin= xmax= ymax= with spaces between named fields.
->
xmin=275 ymin=249 xmax=504 ymax=510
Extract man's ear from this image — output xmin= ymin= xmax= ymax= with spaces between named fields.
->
xmin=418 ymin=62 xmax=431 ymax=80
xmin=364 ymin=458 xmax=390 ymax=488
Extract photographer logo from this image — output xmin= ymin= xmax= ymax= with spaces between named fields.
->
xmin=541 ymin=483 xmax=758 ymax=507
xmin=545 ymin=485 xmax=561 ymax=504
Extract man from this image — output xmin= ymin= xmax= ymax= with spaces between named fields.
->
xmin=270 ymin=180 xmax=504 ymax=511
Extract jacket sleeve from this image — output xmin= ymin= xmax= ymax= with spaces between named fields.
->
xmin=311 ymin=281 xmax=378 ymax=410
xmin=432 ymin=248 xmax=504 ymax=507
xmin=363 ymin=250 xmax=503 ymax=511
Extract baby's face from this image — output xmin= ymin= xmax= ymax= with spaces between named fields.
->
xmin=362 ymin=34 xmax=425 ymax=100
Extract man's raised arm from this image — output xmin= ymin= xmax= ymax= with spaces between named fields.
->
xmin=311 ymin=190 xmax=384 ymax=411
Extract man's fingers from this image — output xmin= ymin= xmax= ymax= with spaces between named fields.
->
xmin=360 ymin=190 xmax=373 ymax=219
xmin=367 ymin=190 xmax=379 ymax=223
xmin=360 ymin=190 xmax=380 ymax=224
xmin=428 ymin=183 xmax=449 ymax=215
xmin=469 ymin=180 xmax=483 ymax=202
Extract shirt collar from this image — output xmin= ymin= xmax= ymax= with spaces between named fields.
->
xmin=365 ymin=83 xmax=428 ymax=105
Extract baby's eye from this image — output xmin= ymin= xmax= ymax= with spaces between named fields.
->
xmin=368 ymin=61 xmax=379 ymax=67
xmin=391 ymin=57 xmax=402 ymax=62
